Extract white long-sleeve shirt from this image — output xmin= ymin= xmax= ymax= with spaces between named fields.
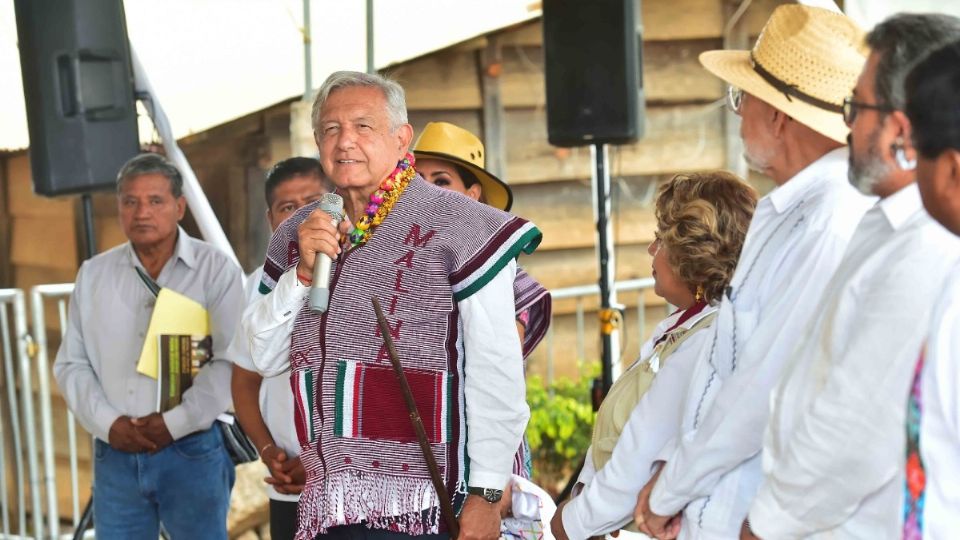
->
xmin=53 ymin=229 xmax=244 ymax=442
xmin=562 ymin=307 xmax=716 ymax=539
xmin=749 ymin=183 xmax=960 ymax=539
xmin=918 ymin=264 xmax=960 ymax=540
xmin=648 ymin=148 xmax=875 ymax=539
xmin=228 ymin=266 xmax=301 ymax=502
xmin=240 ymin=259 xmax=527 ymax=492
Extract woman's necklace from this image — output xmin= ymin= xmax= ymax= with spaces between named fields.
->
xmin=347 ymin=153 xmax=416 ymax=247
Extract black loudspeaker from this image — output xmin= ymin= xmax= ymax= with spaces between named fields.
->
xmin=543 ymin=0 xmax=645 ymax=147
xmin=14 ymin=0 xmax=139 ymax=197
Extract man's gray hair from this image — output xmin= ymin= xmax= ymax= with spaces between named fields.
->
xmin=867 ymin=13 xmax=960 ymax=110
xmin=116 ymin=153 xmax=184 ymax=198
xmin=310 ymin=71 xmax=408 ymax=132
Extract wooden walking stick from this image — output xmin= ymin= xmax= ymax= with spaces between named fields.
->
xmin=372 ymin=297 xmax=460 ymax=538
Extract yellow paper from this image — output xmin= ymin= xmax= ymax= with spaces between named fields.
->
xmin=136 ymin=288 xmax=209 ymax=379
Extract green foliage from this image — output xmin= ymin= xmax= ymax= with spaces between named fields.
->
xmin=525 ymin=363 xmax=599 ymax=491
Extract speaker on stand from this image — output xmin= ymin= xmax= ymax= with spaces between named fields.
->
xmin=14 ymin=1 xmax=140 ymax=536
xmin=542 ymin=0 xmax=646 ymax=397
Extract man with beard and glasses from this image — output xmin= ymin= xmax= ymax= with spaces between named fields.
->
xmin=560 ymin=6 xmax=873 ymax=540
xmin=743 ymin=13 xmax=960 ymax=540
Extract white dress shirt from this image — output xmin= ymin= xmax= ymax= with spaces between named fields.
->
xmin=648 ymin=148 xmax=875 ymax=539
xmin=919 ymin=264 xmax=960 ymax=540
xmin=228 ymin=266 xmax=301 ymax=502
xmin=240 ymin=259 xmax=527 ymax=492
xmin=54 ymin=228 xmax=244 ymax=442
xmin=562 ymin=306 xmax=717 ymax=539
xmin=749 ymin=183 xmax=960 ymax=539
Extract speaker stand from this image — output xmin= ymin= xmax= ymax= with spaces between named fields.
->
xmin=590 ymin=144 xmax=621 ymax=397
xmin=80 ymin=194 xmax=96 ymax=260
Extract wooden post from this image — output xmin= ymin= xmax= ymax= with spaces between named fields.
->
xmin=0 ymin=156 xmax=10 ymax=287
xmin=479 ymin=36 xmax=506 ymax=180
xmin=723 ymin=0 xmax=749 ymax=179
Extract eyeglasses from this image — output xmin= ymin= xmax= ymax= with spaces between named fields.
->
xmin=727 ymin=85 xmax=744 ymax=114
xmin=842 ymin=96 xmax=894 ymax=125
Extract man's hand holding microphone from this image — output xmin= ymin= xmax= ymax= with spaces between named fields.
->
xmin=296 ymin=193 xmax=353 ymax=312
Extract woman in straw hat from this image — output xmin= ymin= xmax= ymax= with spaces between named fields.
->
xmin=413 ymin=121 xmax=555 ymax=537
xmin=552 ymin=172 xmax=757 ymax=540
xmin=413 ymin=121 xmax=551 ymax=369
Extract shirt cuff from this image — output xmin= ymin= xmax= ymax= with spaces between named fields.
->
xmin=748 ymin=485 xmax=807 ymax=540
xmin=163 ymin=406 xmax=194 ymax=441
xmin=561 ymin=495 xmax=593 ymax=540
xmin=94 ymin=405 xmax=123 ymax=443
xmin=649 ymin=471 xmax=688 ymax=517
xmin=273 ymin=267 xmax=310 ymax=315
xmin=467 ymin=468 xmax=510 ymax=492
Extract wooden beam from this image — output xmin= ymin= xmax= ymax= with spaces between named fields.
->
xmin=402 ymin=39 xmax=726 ymax=111
xmin=511 ymin=176 xmax=659 ymax=251
xmin=503 ymin=104 xmax=726 ymax=184
xmin=5 ymin=154 xmax=75 ymax=219
xmin=723 ymin=0 xmax=749 ymax=177
xmin=479 ymin=35 xmax=507 ymax=180
xmin=520 ymin=242 xmax=653 ymax=291
xmin=11 ymin=216 xmax=77 ymax=270
xmin=0 ymin=156 xmax=11 ymax=286
xmin=384 ymin=50 xmax=482 ymax=111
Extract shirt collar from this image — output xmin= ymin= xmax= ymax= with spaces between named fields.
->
xmin=768 ymin=147 xmax=849 ymax=214
xmin=124 ymin=226 xmax=196 ymax=271
xmin=876 ymin=182 xmax=922 ymax=231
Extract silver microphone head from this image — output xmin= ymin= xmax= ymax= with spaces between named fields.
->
xmin=318 ymin=193 xmax=344 ymax=223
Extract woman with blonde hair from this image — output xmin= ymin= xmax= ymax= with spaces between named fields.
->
xmin=553 ymin=171 xmax=758 ymax=540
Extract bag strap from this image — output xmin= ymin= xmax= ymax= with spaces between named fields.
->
xmin=135 ymin=266 xmax=161 ymax=298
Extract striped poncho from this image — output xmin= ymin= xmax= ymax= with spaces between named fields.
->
xmin=259 ymin=175 xmax=542 ymax=538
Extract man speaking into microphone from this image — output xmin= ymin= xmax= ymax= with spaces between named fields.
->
xmin=239 ymin=71 xmax=542 ymax=540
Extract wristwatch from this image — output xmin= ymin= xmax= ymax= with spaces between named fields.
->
xmin=466 ymin=486 xmax=504 ymax=503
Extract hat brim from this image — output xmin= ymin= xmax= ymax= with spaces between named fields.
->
xmin=414 ymin=150 xmax=514 ymax=212
xmin=699 ymin=50 xmax=850 ymax=144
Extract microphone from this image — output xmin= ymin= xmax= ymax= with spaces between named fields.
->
xmin=309 ymin=193 xmax=344 ymax=313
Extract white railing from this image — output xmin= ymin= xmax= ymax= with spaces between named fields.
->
xmin=540 ymin=277 xmax=669 ymax=385
xmin=1 ymin=285 xmax=85 ymax=540
xmin=1 ymin=278 xmax=662 ymax=538
xmin=0 ymin=288 xmax=32 ymax=539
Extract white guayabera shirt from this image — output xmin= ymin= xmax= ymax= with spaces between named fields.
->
xmin=648 ymin=148 xmax=874 ymax=540
xmin=916 ymin=264 xmax=960 ymax=540
xmin=750 ymin=184 xmax=960 ymax=539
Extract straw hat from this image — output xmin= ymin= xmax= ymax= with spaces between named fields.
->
xmin=413 ymin=122 xmax=513 ymax=211
xmin=699 ymin=5 xmax=867 ymax=143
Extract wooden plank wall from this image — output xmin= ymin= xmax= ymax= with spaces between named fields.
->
xmin=385 ymin=0 xmax=787 ymax=380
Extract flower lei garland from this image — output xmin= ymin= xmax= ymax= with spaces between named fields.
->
xmin=347 ymin=153 xmax=417 ymax=247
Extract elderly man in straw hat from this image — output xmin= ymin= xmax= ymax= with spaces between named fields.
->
xmin=622 ymin=5 xmax=876 ymax=539
xmin=741 ymin=13 xmax=960 ymax=540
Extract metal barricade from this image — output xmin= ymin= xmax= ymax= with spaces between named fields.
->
xmin=30 ymin=284 xmax=81 ymax=540
xmin=543 ymin=278 xmax=670 ymax=385
xmin=4 ymin=278 xmax=662 ymax=538
xmin=1 ymin=288 xmax=31 ymax=539
xmin=1 ymin=285 xmax=85 ymax=540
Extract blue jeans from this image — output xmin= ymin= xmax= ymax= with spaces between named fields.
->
xmin=93 ymin=427 xmax=235 ymax=540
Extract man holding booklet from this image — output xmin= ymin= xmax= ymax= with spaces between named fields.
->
xmin=53 ymin=153 xmax=244 ymax=540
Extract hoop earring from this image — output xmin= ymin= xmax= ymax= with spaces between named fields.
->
xmin=695 ymin=285 xmax=705 ymax=303
xmin=893 ymin=139 xmax=917 ymax=171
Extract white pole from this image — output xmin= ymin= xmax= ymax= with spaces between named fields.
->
xmin=130 ymin=47 xmax=240 ymax=266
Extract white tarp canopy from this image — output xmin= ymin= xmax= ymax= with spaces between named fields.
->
xmin=0 ymin=0 xmax=538 ymax=151
xmin=4 ymin=0 xmax=960 ymax=152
